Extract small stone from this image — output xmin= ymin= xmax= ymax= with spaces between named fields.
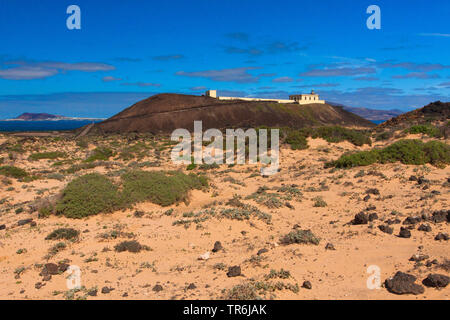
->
xmin=41 ymin=263 xmax=59 ymax=276
xmin=418 ymin=224 xmax=432 ymax=232
xmin=366 ymin=188 xmax=380 ymax=195
xmin=409 ymin=176 xmax=418 ymax=181
xmin=17 ymin=219 xmax=33 ymax=226
xmin=409 ymin=254 xmax=429 ymax=262
xmin=325 ymin=243 xmax=336 ymax=250
xmin=212 ymin=241 xmax=223 ymax=252
xmin=227 ymin=266 xmax=241 ymax=277
xmin=42 ymin=275 xmax=52 ymax=282
xmin=87 ymin=288 xmax=98 ymax=296
xmin=257 ymin=248 xmax=268 ymax=256
xmin=353 ymin=212 xmax=369 ymax=225
xmin=198 ymin=252 xmax=210 ymax=261
xmin=35 ymin=282 xmax=45 ymax=289
xmin=302 ymin=281 xmax=312 ymax=289
xmin=434 ymin=233 xmax=449 ymax=241
xmin=101 ymin=287 xmax=114 ymax=294
xmin=403 ymin=216 xmax=421 ymax=225
xmin=152 ymin=284 xmax=163 ymax=292
xmin=187 ymin=283 xmax=197 ymax=290
xmin=0 ymin=224 xmax=5 ymax=230
xmin=122 ymin=292 xmax=128 ymax=297
xmin=378 ymin=225 xmax=393 ymax=234
xmin=398 ymin=227 xmax=411 ymax=238
xmin=422 ymin=274 xmax=450 ymax=288
xmin=368 ymin=213 xmax=378 ymax=222
xmin=363 ymin=195 xmax=371 ymax=202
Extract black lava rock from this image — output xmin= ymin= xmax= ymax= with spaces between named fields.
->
xmin=398 ymin=227 xmax=411 ymax=238
xmin=212 ymin=241 xmax=223 ymax=253
xmin=227 ymin=266 xmax=241 ymax=277
xmin=302 ymin=281 xmax=312 ymax=289
xmin=422 ymin=274 xmax=450 ymax=288
xmin=353 ymin=212 xmax=369 ymax=225
xmin=378 ymin=225 xmax=394 ymax=234
xmin=384 ymin=272 xmax=424 ymax=295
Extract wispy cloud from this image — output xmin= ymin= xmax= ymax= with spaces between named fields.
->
xmin=392 ymin=72 xmax=440 ymax=79
xmin=354 ymin=76 xmax=379 ymax=81
xmin=0 ymin=60 xmax=115 ymax=80
xmin=377 ymin=62 xmax=450 ymax=72
xmin=121 ymin=82 xmax=161 ymax=87
xmin=152 ymin=54 xmax=184 ymax=61
xmin=418 ymin=33 xmax=450 ymax=38
xmin=272 ymin=76 xmax=293 ymax=83
xmin=176 ymin=67 xmax=261 ymax=83
xmin=225 ymin=32 xmax=250 ymax=42
xmin=300 ymin=67 xmax=376 ymax=77
xmin=223 ymin=41 xmax=306 ymax=56
xmin=294 ymin=83 xmax=339 ymax=88
xmin=102 ymin=76 xmax=123 ymax=82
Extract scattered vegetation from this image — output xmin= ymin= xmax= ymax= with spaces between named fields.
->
xmin=55 ymin=173 xmax=121 ymax=219
xmin=121 ymin=170 xmax=208 ymax=207
xmin=404 ymin=124 xmax=441 ymax=138
xmin=29 ymin=151 xmax=67 ymax=161
xmin=0 ymin=166 xmax=28 ymax=179
xmin=280 ymin=229 xmax=320 ymax=245
xmin=85 ymin=147 xmax=114 ymax=162
xmin=328 ymin=139 xmax=450 ymax=168
xmin=45 ymin=228 xmax=80 ymax=241
xmin=54 ymin=170 xmax=208 ymax=218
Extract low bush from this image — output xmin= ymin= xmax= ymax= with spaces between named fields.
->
xmin=280 ymin=229 xmax=320 ymax=245
xmin=55 ymin=173 xmax=121 ymax=219
xmin=29 ymin=151 xmax=67 ymax=161
xmin=85 ymin=147 xmax=114 ymax=162
xmin=328 ymin=139 xmax=450 ymax=168
xmin=45 ymin=228 xmax=79 ymax=241
xmin=405 ymin=125 xmax=441 ymax=137
xmin=0 ymin=166 xmax=28 ymax=179
xmin=55 ymin=170 xmax=208 ymax=218
xmin=312 ymin=126 xmax=372 ymax=146
xmin=121 ymin=170 xmax=208 ymax=207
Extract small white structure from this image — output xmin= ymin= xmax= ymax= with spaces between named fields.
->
xmin=205 ymin=89 xmax=324 ymax=104
xmin=289 ymin=90 xmax=324 ymax=104
xmin=205 ymin=90 xmax=217 ymax=98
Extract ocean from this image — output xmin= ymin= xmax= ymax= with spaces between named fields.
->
xmin=0 ymin=120 xmax=102 ymax=132
xmin=0 ymin=119 xmax=384 ymax=132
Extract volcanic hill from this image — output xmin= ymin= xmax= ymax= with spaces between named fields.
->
xmin=379 ymin=101 xmax=450 ymax=129
xmin=91 ymin=93 xmax=375 ymax=134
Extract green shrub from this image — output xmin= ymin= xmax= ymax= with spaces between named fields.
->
xmin=45 ymin=228 xmax=79 ymax=241
xmin=0 ymin=166 xmax=28 ymax=179
xmin=280 ymin=229 xmax=320 ymax=245
xmin=56 ymin=173 xmax=121 ymax=219
xmin=329 ymin=140 xmax=450 ymax=168
xmin=29 ymin=151 xmax=67 ymax=161
xmin=405 ymin=125 xmax=441 ymax=137
xmin=375 ymin=131 xmax=393 ymax=141
xmin=121 ymin=170 xmax=208 ymax=207
xmin=114 ymin=240 xmax=143 ymax=253
xmin=312 ymin=126 xmax=371 ymax=146
xmin=284 ymin=130 xmax=308 ymax=150
xmin=85 ymin=147 xmax=114 ymax=162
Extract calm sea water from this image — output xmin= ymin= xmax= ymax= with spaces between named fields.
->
xmin=0 ymin=119 xmax=385 ymax=132
xmin=372 ymin=120 xmax=385 ymax=125
xmin=0 ymin=120 xmax=102 ymax=132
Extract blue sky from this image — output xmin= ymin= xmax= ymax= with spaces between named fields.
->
xmin=0 ymin=0 xmax=449 ymax=118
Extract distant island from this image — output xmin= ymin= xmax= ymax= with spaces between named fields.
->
xmin=6 ymin=113 xmax=105 ymax=121
xmin=326 ymin=102 xmax=404 ymax=121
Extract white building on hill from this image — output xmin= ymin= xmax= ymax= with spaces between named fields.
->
xmin=205 ymin=89 xmax=325 ymax=105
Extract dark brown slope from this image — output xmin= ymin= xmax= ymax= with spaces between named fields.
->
xmin=379 ymin=101 xmax=450 ymax=128
xmin=93 ymin=93 xmax=375 ymax=134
